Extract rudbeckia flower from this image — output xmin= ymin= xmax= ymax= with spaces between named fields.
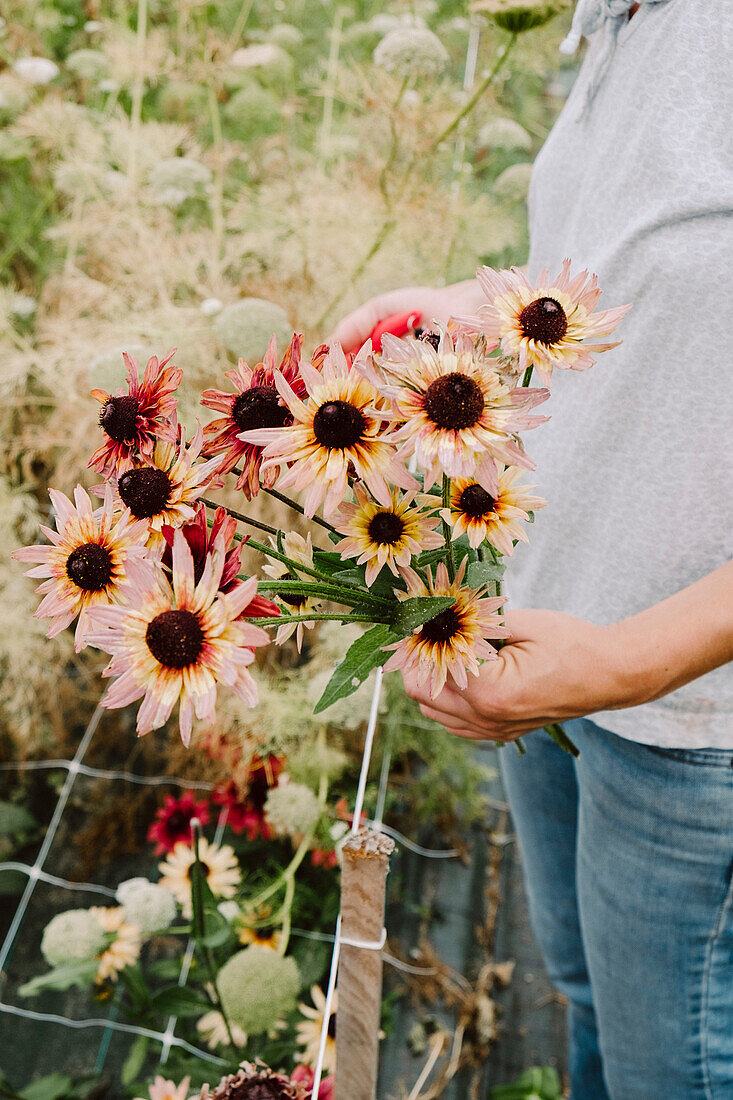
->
xmin=13 ymin=484 xmax=154 ymax=651
xmin=146 ymin=791 xmax=211 ymax=855
xmin=440 ymin=466 xmax=546 ymax=553
xmin=459 ymin=259 xmax=631 ymax=385
xmin=86 ymin=529 xmax=269 ymax=745
xmin=240 ymin=343 xmax=416 ymax=517
xmin=296 ymin=985 xmax=338 ymax=1074
xmin=201 ymin=334 xmax=307 ymax=500
xmin=106 ymin=424 xmax=222 ymax=548
xmin=333 ymin=483 xmax=443 ymax=586
xmin=375 ymin=328 xmax=548 ymax=495
xmin=89 ymin=350 xmax=181 ymax=479
xmin=262 ymin=531 xmax=320 ymax=650
xmin=157 ymin=837 xmax=241 ymax=918
xmin=89 ymin=906 xmax=141 ymax=983
xmin=383 ymin=560 xmax=508 ymax=698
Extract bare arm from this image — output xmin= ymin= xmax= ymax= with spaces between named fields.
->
xmin=403 ymin=561 xmax=733 ymax=741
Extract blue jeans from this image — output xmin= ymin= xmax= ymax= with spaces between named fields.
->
xmin=498 ymin=718 xmax=733 ymax=1099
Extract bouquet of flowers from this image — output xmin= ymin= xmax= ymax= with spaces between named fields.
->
xmin=14 ymin=260 xmax=629 ymax=756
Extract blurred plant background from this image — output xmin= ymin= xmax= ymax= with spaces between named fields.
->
xmin=0 ymin=1 xmax=577 ymax=1096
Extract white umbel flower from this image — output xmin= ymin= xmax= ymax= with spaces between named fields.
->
xmin=373 ymin=27 xmax=449 ymax=78
xmin=478 ymin=116 xmax=532 ymax=152
xmin=264 ymin=777 xmax=321 ymax=839
xmin=493 ymin=162 xmax=533 ymax=202
xmin=41 ymin=909 xmax=106 ymax=968
xmin=148 ymin=157 xmax=212 ymax=210
xmin=13 ymin=57 xmax=60 ymax=85
xmin=117 ymin=878 xmax=177 ymax=933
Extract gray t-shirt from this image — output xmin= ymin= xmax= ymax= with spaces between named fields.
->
xmin=503 ymin=0 xmax=733 ymax=747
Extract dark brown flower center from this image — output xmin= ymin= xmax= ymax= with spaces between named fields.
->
xmin=421 ymin=606 xmax=461 ymax=644
xmin=312 ymin=400 xmax=365 ymax=449
xmin=145 ymin=609 xmax=204 ymax=669
xmin=279 ymin=573 xmax=306 ymax=609
xmin=459 ymin=484 xmax=496 ymax=519
xmin=367 ymin=511 xmax=405 ymax=546
xmin=118 ymin=466 xmax=172 ymax=518
xmin=233 ymin=386 xmax=291 ymax=433
xmin=65 ymin=542 xmax=113 ymax=591
xmin=518 ymin=296 xmax=568 ymax=345
xmin=423 ymin=373 xmax=484 ymax=430
xmin=328 ymin=1011 xmax=337 ymax=1039
xmin=99 ymin=396 xmax=141 ymax=443
xmin=165 ymin=810 xmax=193 ymax=835
xmin=186 ymin=861 xmax=210 ymax=879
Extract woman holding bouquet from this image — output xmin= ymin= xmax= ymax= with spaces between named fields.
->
xmin=334 ymin=1 xmax=733 ymax=1096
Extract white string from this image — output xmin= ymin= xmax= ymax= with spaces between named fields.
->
xmin=0 ymin=864 xmax=117 ymax=898
xmin=0 ymin=1002 xmax=227 ymax=1066
xmin=339 ymin=926 xmax=387 ymax=952
xmin=0 ymin=703 xmax=104 ymax=978
xmin=0 ymin=760 xmax=214 ymax=790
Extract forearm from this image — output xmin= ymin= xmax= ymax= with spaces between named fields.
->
xmin=610 ymin=560 xmax=733 ymax=708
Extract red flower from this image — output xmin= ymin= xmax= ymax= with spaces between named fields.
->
xmin=335 ymin=797 xmax=367 ymax=829
xmin=147 ymin=791 xmax=211 ymax=855
xmin=201 ymin=334 xmax=307 ymax=500
xmin=369 ymin=311 xmax=422 ymax=353
xmin=161 ymin=503 xmax=279 ymax=620
xmin=89 ymin=350 xmax=181 ymax=479
xmin=291 ymin=1066 xmax=335 ymax=1100
xmin=310 ymin=848 xmax=338 ymax=870
xmin=212 ymin=755 xmax=284 ymax=840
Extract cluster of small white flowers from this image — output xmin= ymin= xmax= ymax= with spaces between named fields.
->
xmin=217 ymin=946 xmax=300 ymax=1034
xmin=40 ymin=909 xmax=106 ymax=968
xmin=9 ymin=294 xmax=36 ymax=320
xmin=65 ymin=49 xmax=109 ymax=82
xmin=148 ymin=157 xmax=212 ymax=210
xmin=373 ymin=26 xmax=449 ymax=79
xmin=117 ymin=877 xmax=177 ymax=933
xmin=478 ymin=116 xmax=532 ymax=152
xmin=212 ymin=298 xmax=293 ymax=363
xmin=493 ymin=161 xmax=533 ymax=202
xmin=13 ymin=57 xmax=60 ymax=85
xmin=264 ymin=777 xmax=321 ymax=839
xmin=0 ymin=74 xmax=29 ymax=120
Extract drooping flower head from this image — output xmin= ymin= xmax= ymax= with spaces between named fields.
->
xmin=13 ymin=484 xmax=154 ymax=652
xmin=158 ymin=837 xmax=241 ymax=918
xmin=383 ymin=560 xmax=508 ymax=698
xmin=459 ymin=260 xmax=631 ymax=385
xmin=241 ymin=342 xmax=417 ymax=517
xmin=89 ymin=906 xmax=142 ymax=983
xmin=439 ymin=466 xmax=546 ymax=553
xmin=296 ymin=985 xmax=338 ymax=1074
xmin=374 ymin=328 xmax=549 ymax=495
xmin=160 ymin=502 xmax=279 ymax=619
xmin=147 ymin=791 xmax=211 ymax=854
xmin=196 ymin=1062 xmax=303 ymax=1100
xmin=89 ymin=350 xmax=182 ymax=479
xmin=333 ymin=483 xmax=443 ymax=586
xmin=107 ymin=424 xmax=222 ymax=549
xmin=262 ymin=531 xmax=320 ymax=651
xmin=86 ymin=529 xmax=269 ymax=745
xmin=201 ymin=334 xmax=307 ymax=500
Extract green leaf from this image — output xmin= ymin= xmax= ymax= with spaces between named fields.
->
xmin=390 ymin=596 xmax=454 ymax=636
xmin=0 ymin=1069 xmax=21 ymax=1099
xmin=0 ymin=800 xmax=36 ymax=836
xmin=19 ymin=961 xmax=98 ymax=997
xmin=313 ymin=623 xmax=396 ymax=714
xmin=119 ymin=965 xmax=150 ymax=1012
xmin=120 ymin=1034 xmax=148 ymax=1087
xmin=148 ymin=986 xmax=210 ymax=1018
xmin=19 ymin=1075 xmax=73 ymax=1100
xmin=466 ymin=560 xmax=506 ymax=588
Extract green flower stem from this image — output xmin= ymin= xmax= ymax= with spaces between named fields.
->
xmin=243 ymin=536 xmax=389 ymax=604
xmin=260 ymin=486 xmax=338 ymax=535
xmin=428 ymin=33 xmax=518 ymax=154
xmin=243 ymin=611 xmax=387 ymax=627
xmin=202 ymin=498 xmax=279 ymax=537
xmin=441 ymin=475 xmax=456 ymax=582
xmin=544 ymin=722 xmax=580 ymax=757
xmin=190 ymin=821 xmax=238 ymax=1056
xmin=315 ymin=35 xmax=517 ymax=329
xmin=256 ymin=579 xmax=391 ymax=608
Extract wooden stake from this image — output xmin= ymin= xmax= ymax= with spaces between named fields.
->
xmin=335 ymin=829 xmax=395 ymax=1100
